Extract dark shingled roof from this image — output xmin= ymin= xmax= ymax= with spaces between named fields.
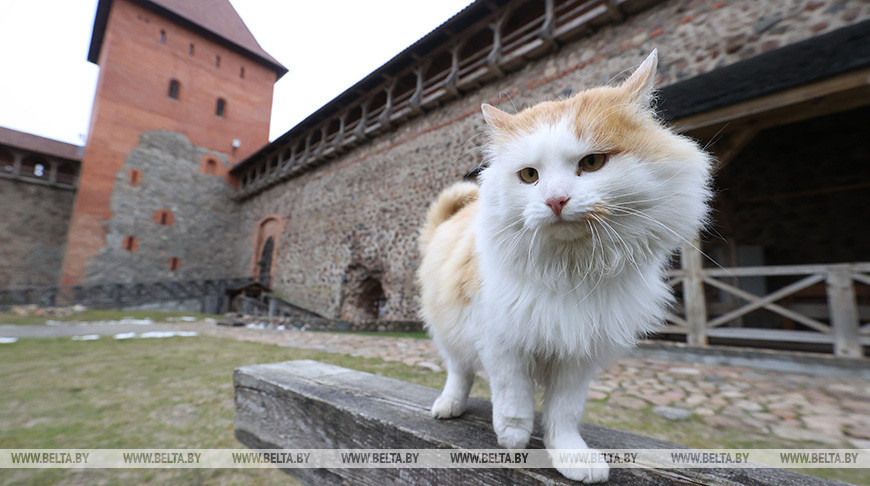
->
xmin=88 ymin=0 xmax=287 ymax=78
xmin=0 ymin=126 xmax=84 ymax=161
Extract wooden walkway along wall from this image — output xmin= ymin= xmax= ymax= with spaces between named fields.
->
xmin=234 ymin=360 xmax=838 ymax=486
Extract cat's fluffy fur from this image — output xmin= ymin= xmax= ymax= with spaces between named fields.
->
xmin=417 ymin=51 xmax=713 ymax=483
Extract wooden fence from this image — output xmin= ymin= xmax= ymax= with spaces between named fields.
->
xmin=666 ymin=243 xmax=869 ymax=358
xmin=0 ymin=277 xmax=255 ymax=314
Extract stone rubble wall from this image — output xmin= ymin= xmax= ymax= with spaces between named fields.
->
xmin=84 ymin=131 xmax=240 ymax=283
xmin=232 ymin=0 xmax=870 ymax=321
xmin=0 ymin=179 xmax=75 ymax=287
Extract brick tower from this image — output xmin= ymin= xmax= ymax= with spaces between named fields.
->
xmin=60 ymin=0 xmax=286 ymax=285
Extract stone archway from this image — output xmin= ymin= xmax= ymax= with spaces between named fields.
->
xmin=339 ymin=264 xmax=386 ymax=322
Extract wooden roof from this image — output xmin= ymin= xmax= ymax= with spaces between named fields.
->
xmin=0 ymin=126 xmax=84 ymax=161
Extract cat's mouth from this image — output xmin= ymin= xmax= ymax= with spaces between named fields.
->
xmin=545 ymin=206 xmax=611 ymax=240
xmin=551 ymin=206 xmax=611 ymax=225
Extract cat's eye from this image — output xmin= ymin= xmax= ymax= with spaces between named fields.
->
xmin=518 ymin=167 xmax=538 ymax=184
xmin=578 ymin=153 xmax=609 ymax=173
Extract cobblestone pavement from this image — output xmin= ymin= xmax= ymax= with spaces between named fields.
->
xmin=4 ymin=321 xmax=868 ymax=448
xmin=176 ymin=323 xmax=870 ymax=449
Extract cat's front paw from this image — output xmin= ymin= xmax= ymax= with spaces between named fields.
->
xmin=551 ymin=449 xmax=610 ymax=483
xmin=495 ymin=425 xmax=531 ymax=449
xmin=431 ymin=393 xmax=466 ymax=419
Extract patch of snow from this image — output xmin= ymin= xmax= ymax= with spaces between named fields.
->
xmin=0 ymin=337 xmax=18 ymax=344
xmin=117 ymin=318 xmax=154 ymax=325
xmin=114 ymin=332 xmax=137 ymax=340
xmin=72 ymin=335 xmax=100 ymax=341
xmin=138 ymin=331 xmax=198 ymax=339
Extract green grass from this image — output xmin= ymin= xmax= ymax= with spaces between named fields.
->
xmin=325 ymin=330 xmax=430 ymax=339
xmin=0 ymin=309 xmax=219 ymax=325
xmin=1 ymin=335 xmax=865 ymax=485
xmin=0 ymin=335 xmax=479 ymax=485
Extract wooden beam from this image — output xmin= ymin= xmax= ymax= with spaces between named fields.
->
xmin=711 ymin=126 xmax=758 ymax=172
xmin=674 ymin=68 xmax=870 ymax=134
xmin=234 ymin=360 xmax=835 ymax=486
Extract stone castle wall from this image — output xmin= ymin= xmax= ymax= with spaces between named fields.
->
xmin=84 ymin=131 xmax=240 ymax=283
xmin=233 ymin=0 xmax=869 ymax=321
xmin=0 ymin=179 xmax=76 ymax=287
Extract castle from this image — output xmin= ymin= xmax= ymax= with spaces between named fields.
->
xmin=1 ymin=0 xmax=868 ymax=355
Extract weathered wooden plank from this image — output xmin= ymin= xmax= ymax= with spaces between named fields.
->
xmin=705 ymin=274 xmax=826 ymax=329
xmin=234 ymin=360 xmax=838 ymax=486
xmin=680 ymin=239 xmax=707 ymax=346
xmin=827 ymin=267 xmax=863 ymax=358
xmin=704 ymin=327 xmax=870 ymax=346
xmin=701 ymin=262 xmax=870 ymax=278
xmin=702 ymin=277 xmax=831 ymax=333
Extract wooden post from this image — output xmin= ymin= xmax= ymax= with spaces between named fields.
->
xmin=268 ymin=293 xmax=277 ymax=318
xmin=681 ymin=237 xmax=708 ymax=346
xmin=826 ymin=265 xmax=862 ymax=358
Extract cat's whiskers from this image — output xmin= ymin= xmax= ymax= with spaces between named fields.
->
xmin=606 ymin=204 xmax=730 ymax=275
xmin=591 ymin=213 xmax=653 ymax=288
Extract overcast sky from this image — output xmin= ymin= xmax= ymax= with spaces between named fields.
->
xmin=0 ymin=0 xmax=473 ymax=146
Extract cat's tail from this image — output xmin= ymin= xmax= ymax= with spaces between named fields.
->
xmin=419 ymin=181 xmax=479 ymax=250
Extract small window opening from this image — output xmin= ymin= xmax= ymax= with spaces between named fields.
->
xmin=153 ymin=209 xmax=174 ymax=226
xmin=159 ymin=30 xmax=166 ymax=43
xmin=216 ymin=98 xmax=226 ymax=117
xmin=204 ymin=158 xmax=218 ymax=175
xmin=128 ymin=168 xmax=142 ymax=186
xmin=215 ymin=55 xmax=221 ymax=67
xmin=189 ymin=43 xmax=195 ymax=55
xmin=168 ymin=257 xmax=180 ymax=271
xmin=239 ymin=66 xmax=245 ymax=78
xmin=122 ymin=236 xmax=139 ymax=252
xmin=168 ymin=79 xmax=180 ymax=100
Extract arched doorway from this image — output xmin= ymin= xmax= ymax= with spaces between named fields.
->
xmin=258 ymin=236 xmax=274 ymax=287
xmin=249 ymin=215 xmax=285 ymax=288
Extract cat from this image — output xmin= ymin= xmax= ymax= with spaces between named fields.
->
xmin=416 ymin=50 xmax=712 ymax=483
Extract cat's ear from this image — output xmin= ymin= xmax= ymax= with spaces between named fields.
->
xmin=621 ymin=49 xmax=657 ymax=107
xmin=481 ymin=103 xmax=513 ymax=130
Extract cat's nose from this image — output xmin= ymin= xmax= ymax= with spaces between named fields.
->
xmin=545 ymin=197 xmax=570 ymax=217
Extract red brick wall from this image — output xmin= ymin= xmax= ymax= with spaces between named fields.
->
xmin=60 ymin=0 xmax=276 ymax=285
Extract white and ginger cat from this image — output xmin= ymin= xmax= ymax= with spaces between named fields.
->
xmin=417 ymin=51 xmax=712 ymax=483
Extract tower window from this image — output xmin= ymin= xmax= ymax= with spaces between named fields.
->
xmin=168 ymin=79 xmax=180 ymax=100
xmin=216 ymin=98 xmax=226 ymax=118
xmin=201 ymin=155 xmax=220 ymax=175
xmin=189 ymin=43 xmax=195 ymax=55
xmin=239 ymin=66 xmax=245 ymax=78
xmin=168 ymin=257 xmax=180 ymax=271
xmin=122 ymin=236 xmax=139 ymax=252
xmin=215 ymin=55 xmax=221 ymax=67
xmin=159 ymin=30 xmax=166 ymax=43
xmin=153 ymin=209 xmax=175 ymax=226
xmin=128 ymin=168 xmax=142 ymax=186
